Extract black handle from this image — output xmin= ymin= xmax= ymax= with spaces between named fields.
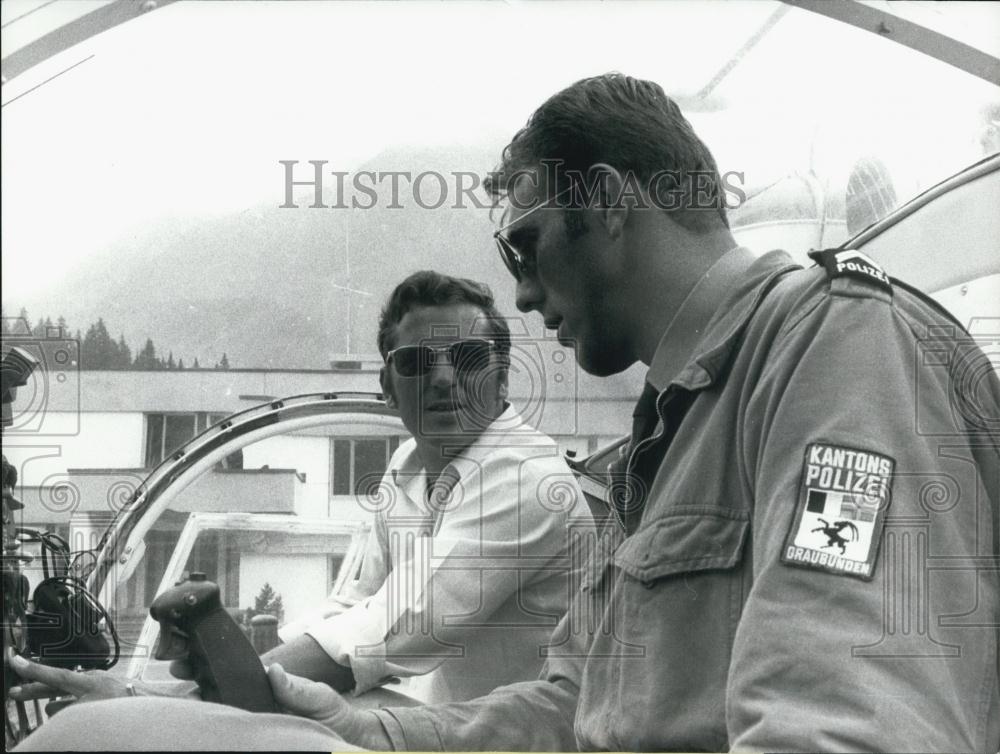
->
xmin=149 ymin=573 xmax=277 ymax=713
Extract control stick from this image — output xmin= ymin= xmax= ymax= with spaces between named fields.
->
xmin=149 ymin=572 xmax=277 ymax=713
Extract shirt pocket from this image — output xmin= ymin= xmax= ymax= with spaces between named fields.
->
xmin=613 ymin=505 xmax=749 ymax=583
xmin=605 ymin=506 xmax=750 ymax=751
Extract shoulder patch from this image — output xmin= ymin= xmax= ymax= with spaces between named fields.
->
xmin=807 ymin=248 xmax=892 ymax=294
xmin=781 ymin=442 xmax=894 ymax=581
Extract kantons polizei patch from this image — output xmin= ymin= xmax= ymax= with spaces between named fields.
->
xmin=807 ymin=248 xmax=892 ymax=293
xmin=782 ymin=442 xmax=894 ymax=581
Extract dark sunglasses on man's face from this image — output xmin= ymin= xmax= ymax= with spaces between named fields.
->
xmin=494 ymin=232 xmax=529 ymax=282
xmin=493 ymin=184 xmax=575 ymax=282
xmin=387 ymin=338 xmax=496 ymax=378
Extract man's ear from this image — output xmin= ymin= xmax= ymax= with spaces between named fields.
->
xmin=379 ymin=367 xmax=397 ymax=409
xmin=587 ymin=163 xmax=630 ymax=239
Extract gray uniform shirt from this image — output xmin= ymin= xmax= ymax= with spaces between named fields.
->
xmin=376 ymin=248 xmax=1000 ymax=752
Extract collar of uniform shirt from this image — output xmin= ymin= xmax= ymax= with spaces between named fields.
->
xmin=646 ymin=246 xmax=757 ymax=393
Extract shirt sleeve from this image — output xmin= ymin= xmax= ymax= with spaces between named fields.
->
xmin=370 ymin=541 xmax=605 ymax=751
xmin=277 ymin=511 xmax=389 ymax=644
xmin=305 ymin=449 xmax=586 ymax=696
xmin=729 ymin=285 xmax=1000 ymax=752
xmin=372 ymin=676 xmax=579 ymax=751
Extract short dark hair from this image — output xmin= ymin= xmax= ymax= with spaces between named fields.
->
xmin=484 ymin=73 xmax=728 ymax=233
xmin=377 ymin=271 xmax=511 ymax=370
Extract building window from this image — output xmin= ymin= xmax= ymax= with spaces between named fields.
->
xmin=331 ymin=437 xmax=401 ymax=496
xmin=144 ymin=413 xmax=242 ymax=469
xmin=138 ymin=527 xmax=240 ymax=611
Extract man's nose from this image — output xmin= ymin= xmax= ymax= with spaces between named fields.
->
xmin=426 ymin=356 xmax=457 ymax=388
xmin=514 ymin=275 xmax=543 ymax=314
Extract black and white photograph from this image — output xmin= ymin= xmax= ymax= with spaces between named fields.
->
xmin=2 ymin=1 xmax=999 ymax=751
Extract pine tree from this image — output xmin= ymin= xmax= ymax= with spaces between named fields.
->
xmin=219 ymin=353 xmax=230 ymax=370
xmin=193 ymin=357 xmax=200 ymax=370
xmin=177 ymin=358 xmax=185 ymax=370
xmin=247 ymin=583 xmax=284 ymax=623
xmin=56 ymin=316 xmax=68 ymax=338
xmin=80 ymin=319 xmax=118 ymax=369
xmin=254 ymin=582 xmax=277 ymax=612
xmin=82 ymin=323 xmax=97 ymax=368
xmin=166 ymin=351 xmax=175 ymax=370
xmin=134 ymin=338 xmax=158 ymax=370
xmin=117 ymin=334 xmax=132 ymax=369
xmin=95 ymin=318 xmax=115 ymax=368
xmin=16 ymin=308 xmax=31 ymax=334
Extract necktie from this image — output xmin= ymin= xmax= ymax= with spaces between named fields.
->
xmin=427 ymin=466 xmax=460 ymax=535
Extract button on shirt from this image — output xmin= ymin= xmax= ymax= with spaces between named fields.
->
xmin=280 ymin=405 xmax=593 ymax=704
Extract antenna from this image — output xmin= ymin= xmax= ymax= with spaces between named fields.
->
xmin=333 ymin=218 xmax=372 ymax=356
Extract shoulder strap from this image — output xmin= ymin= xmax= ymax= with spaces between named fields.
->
xmin=806 ymin=248 xmax=892 ymax=294
xmin=808 ymin=248 xmax=970 ymax=335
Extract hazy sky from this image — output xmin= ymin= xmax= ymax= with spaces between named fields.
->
xmin=2 ymin=1 xmax=997 ymax=303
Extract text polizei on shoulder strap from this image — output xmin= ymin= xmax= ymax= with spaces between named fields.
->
xmin=807 ymin=248 xmax=892 ymax=294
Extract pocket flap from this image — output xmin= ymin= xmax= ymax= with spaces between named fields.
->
xmin=613 ymin=506 xmax=749 ymax=582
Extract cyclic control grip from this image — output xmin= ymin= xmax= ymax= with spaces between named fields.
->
xmin=149 ymin=572 xmax=278 ymax=713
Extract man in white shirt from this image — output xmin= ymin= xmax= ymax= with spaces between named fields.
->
xmin=260 ymin=270 xmax=591 ymax=703
xmin=8 ymin=271 xmax=591 ymax=735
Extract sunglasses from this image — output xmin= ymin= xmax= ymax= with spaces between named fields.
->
xmin=493 ymin=184 xmax=575 ymax=281
xmin=387 ymin=338 xmax=496 ymax=378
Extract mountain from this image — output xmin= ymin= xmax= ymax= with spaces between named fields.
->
xmin=11 ymin=141 xmax=644 ymax=405
xmin=13 ymin=143 xmax=506 ymax=368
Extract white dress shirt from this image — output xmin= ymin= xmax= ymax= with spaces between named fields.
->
xmin=280 ymin=405 xmax=592 ymax=703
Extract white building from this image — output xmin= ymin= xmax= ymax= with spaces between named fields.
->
xmin=3 ymin=359 xmax=638 ymax=646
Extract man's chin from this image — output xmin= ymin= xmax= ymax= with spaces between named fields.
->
xmin=576 ymin=343 xmax=633 ymax=377
xmin=416 ymin=410 xmax=489 ymax=439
